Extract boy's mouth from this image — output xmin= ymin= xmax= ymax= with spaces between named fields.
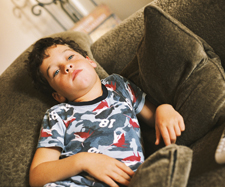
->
xmin=72 ymin=69 xmax=82 ymax=80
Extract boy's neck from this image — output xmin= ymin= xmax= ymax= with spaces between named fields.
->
xmin=72 ymin=78 xmax=103 ymax=103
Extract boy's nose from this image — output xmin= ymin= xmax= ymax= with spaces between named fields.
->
xmin=64 ymin=64 xmax=73 ymax=73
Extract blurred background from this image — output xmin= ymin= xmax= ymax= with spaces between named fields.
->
xmin=0 ymin=0 xmax=152 ymax=75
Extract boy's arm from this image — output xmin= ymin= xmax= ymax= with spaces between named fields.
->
xmin=29 ymin=147 xmax=81 ymax=186
xmin=137 ymin=100 xmax=185 ymax=146
xmin=29 ymin=147 xmax=134 ymax=187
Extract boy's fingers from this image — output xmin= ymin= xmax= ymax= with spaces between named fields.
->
xmin=116 ymin=161 xmax=134 ymax=177
xmin=167 ymin=126 xmax=176 ymax=144
xmin=155 ymin=125 xmax=161 ymax=145
xmin=107 ymin=162 xmax=134 ymax=186
xmin=103 ymin=176 xmax=119 ymax=187
xmin=174 ymin=124 xmax=181 ymax=136
xmin=110 ymin=171 xmax=131 ymax=186
xmin=159 ymin=126 xmax=171 ymax=146
xmin=179 ymin=117 xmax=185 ymax=131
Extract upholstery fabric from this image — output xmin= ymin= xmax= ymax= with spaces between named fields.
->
xmin=187 ymin=122 xmax=225 ymax=186
xmin=0 ymin=31 xmax=108 ymax=186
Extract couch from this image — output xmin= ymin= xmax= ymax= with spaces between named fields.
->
xmin=1 ymin=0 xmax=225 ymax=186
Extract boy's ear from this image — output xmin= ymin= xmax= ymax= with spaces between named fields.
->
xmin=86 ymin=56 xmax=97 ymax=68
xmin=52 ymin=92 xmax=66 ymax=103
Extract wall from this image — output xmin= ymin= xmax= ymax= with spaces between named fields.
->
xmin=0 ymin=1 xmax=37 ymax=75
xmin=95 ymin=0 xmax=151 ymax=20
xmin=0 ymin=0 xmax=152 ymax=75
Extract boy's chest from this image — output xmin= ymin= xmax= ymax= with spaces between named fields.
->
xmin=63 ymin=92 xmax=134 ymax=130
xmin=61 ymin=96 xmax=141 ymax=155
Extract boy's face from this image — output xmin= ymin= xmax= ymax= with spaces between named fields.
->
xmin=39 ymin=44 xmax=99 ymax=102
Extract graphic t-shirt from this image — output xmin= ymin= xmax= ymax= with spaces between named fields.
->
xmin=38 ymin=74 xmax=146 ymax=187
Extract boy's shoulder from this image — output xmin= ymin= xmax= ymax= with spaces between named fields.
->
xmin=102 ymin=73 xmax=127 ymax=85
xmin=46 ymin=102 xmax=72 ymax=113
xmin=102 ymin=73 xmax=138 ymax=98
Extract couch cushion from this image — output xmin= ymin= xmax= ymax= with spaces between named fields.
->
xmin=121 ymin=5 xmax=225 ymax=148
xmin=154 ymin=0 xmax=225 ymax=70
xmin=0 ymin=31 xmax=108 ymax=186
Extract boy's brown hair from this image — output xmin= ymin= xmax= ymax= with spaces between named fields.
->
xmin=26 ymin=37 xmax=88 ymax=97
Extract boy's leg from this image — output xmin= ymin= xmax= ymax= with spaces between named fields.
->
xmin=129 ymin=144 xmax=192 ymax=187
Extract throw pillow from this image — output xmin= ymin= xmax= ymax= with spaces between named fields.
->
xmin=121 ymin=5 xmax=225 ymax=148
xmin=154 ymin=0 xmax=225 ymax=70
xmin=129 ymin=144 xmax=192 ymax=187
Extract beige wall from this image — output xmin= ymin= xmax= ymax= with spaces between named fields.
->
xmin=0 ymin=0 xmax=152 ymax=75
xmin=0 ymin=1 xmax=37 ymax=75
xmin=95 ymin=0 xmax=151 ymax=20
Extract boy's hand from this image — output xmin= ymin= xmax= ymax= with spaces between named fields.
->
xmin=81 ymin=153 xmax=134 ymax=187
xmin=154 ymin=104 xmax=185 ymax=146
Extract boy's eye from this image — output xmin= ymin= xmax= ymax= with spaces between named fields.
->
xmin=68 ymin=55 xmax=74 ymax=60
xmin=53 ymin=69 xmax=60 ymax=77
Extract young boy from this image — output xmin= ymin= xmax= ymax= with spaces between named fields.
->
xmin=27 ymin=37 xmax=185 ymax=187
